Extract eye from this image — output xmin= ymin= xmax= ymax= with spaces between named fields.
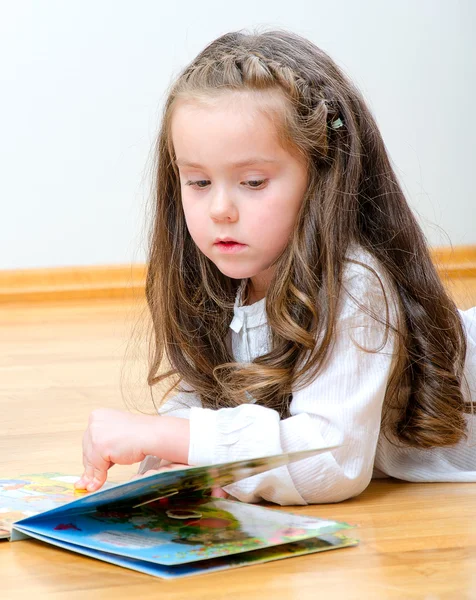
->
xmin=242 ymin=179 xmax=268 ymax=189
xmin=184 ymin=179 xmax=268 ymax=190
xmin=185 ymin=180 xmax=210 ymax=189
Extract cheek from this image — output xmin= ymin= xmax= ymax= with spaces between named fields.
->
xmin=181 ymin=199 xmax=205 ymax=236
xmin=247 ymin=196 xmax=300 ymax=242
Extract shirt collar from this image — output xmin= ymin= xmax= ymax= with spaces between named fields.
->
xmin=229 ymin=279 xmax=268 ymax=333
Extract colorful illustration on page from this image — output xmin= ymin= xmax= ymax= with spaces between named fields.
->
xmin=71 ymin=447 xmax=336 ymax=515
xmin=25 ymin=496 xmax=350 ymax=565
xmin=0 ymin=473 xmax=80 ymax=538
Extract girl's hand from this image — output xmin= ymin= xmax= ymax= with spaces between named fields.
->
xmin=75 ymin=408 xmax=159 ymax=492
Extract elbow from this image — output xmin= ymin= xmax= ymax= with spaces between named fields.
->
xmin=328 ymin=475 xmax=371 ymax=503
xmin=300 ymin=472 xmax=372 ymax=505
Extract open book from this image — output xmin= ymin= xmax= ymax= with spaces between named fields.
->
xmin=0 ymin=446 xmax=357 ymax=579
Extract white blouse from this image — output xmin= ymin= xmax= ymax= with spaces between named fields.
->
xmin=141 ymin=247 xmax=476 ymax=505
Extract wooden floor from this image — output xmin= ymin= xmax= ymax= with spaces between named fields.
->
xmin=0 ymin=298 xmax=160 ymax=481
xmin=1 ymin=278 xmax=475 ymax=599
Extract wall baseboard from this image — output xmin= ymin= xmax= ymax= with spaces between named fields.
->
xmin=0 ymin=264 xmax=146 ymax=304
xmin=430 ymin=245 xmax=476 ymax=278
xmin=0 ymin=246 xmax=475 ymax=304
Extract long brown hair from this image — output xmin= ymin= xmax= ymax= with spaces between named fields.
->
xmin=145 ymin=28 xmax=468 ymax=448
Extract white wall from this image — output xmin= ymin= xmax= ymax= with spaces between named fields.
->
xmin=0 ymin=0 xmax=474 ymax=269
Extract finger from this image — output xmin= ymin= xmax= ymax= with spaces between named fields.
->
xmin=75 ymin=466 xmax=95 ymax=490
xmin=210 ymin=486 xmax=228 ymax=498
xmin=75 ymin=476 xmax=87 ymax=490
xmin=81 ymin=459 xmax=112 ymax=492
xmin=75 ymin=459 xmax=92 ymax=490
xmin=75 ymin=433 xmax=94 ymax=489
xmin=75 ymin=454 xmax=95 ymax=490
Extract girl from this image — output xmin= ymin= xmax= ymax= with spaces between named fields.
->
xmin=76 ymin=29 xmax=476 ymax=505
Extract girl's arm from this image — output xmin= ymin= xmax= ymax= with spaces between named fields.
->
xmin=185 ymin=257 xmax=400 ymax=505
xmin=78 ymin=256 xmax=399 ymax=501
xmin=374 ymin=305 xmax=476 ymax=482
xmin=76 ymin=411 xmax=191 ymax=491
xmin=136 ymin=384 xmax=204 ymax=474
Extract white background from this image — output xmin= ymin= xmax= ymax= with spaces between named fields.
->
xmin=1 ymin=0 xmax=474 ymax=269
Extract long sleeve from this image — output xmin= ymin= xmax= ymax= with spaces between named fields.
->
xmin=374 ymin=306 xmax=476 ymax=481
xmin=188 ymin=255 xmax=399 ymax=505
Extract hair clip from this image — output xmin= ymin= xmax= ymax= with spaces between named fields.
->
xmin=330 ymin=117 xmax=343 ymax=130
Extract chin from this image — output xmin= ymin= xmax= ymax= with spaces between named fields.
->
xmin=212 ymin=262 xmax=257 ymax=281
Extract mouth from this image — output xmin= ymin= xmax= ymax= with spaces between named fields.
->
xmin=213 ymin=239 xmax=247 ymax=253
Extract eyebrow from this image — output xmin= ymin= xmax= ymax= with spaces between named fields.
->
xmin=174 ymin=157 xmax=279 ymax=169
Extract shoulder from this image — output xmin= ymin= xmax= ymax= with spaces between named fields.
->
xmin=338 ymin=244 xmax=401 ymax=333
xmin=343 ymin=244 xmax=392 ymax=291
xmin=459 ymin=308 xmax=476 ymax=400
xmin=459 ymin=307 xmax=476 ymax=345
xmin=342 ymin=244 xmax=398 ymax=305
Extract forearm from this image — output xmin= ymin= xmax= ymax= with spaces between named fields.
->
xmin=144 ymin=415 xmax=190 ymax=465
xmin=188 ymin=404 xmax=377 ymax=505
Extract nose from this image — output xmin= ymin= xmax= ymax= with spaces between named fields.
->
xmin=208 ymin=187 xmax=238 ymax=223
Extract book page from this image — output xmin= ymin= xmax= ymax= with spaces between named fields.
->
xmin=0 ymin=473 xmax=80 ymax=538
xmin=17 ymin=445 xmax=340 ymax=523
xmin=15 ymin=496 xmax=350 ymax=565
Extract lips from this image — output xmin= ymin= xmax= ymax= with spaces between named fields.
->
xmin=214 ymin=237 xmax=242 ymax=244
xmin=213 ymin=238 xmax=247 ymax=254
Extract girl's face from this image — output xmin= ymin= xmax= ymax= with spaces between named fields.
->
xmin=171 ymin=91 xmax=308 ymax=302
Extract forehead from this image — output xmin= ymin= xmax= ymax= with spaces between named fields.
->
xmin=170 ymin=91 xmax=289 ymax=166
